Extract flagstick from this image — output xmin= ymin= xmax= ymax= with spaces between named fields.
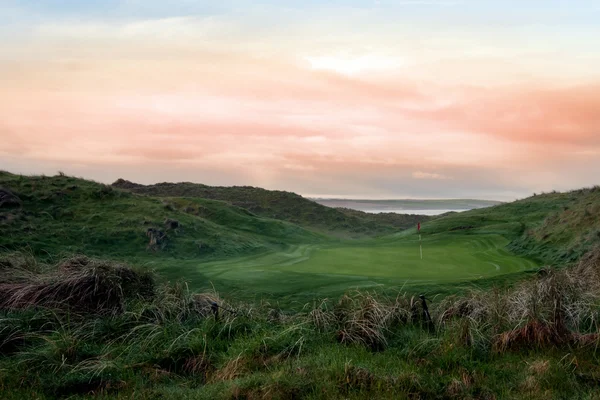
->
xmin=419 ymin=234 xmax=423 ymax=260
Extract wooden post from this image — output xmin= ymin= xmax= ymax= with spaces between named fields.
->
xmin=420 ymin=295 xmax=434 ymax=332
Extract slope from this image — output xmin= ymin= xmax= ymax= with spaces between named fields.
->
xmin=416 ymin=187 xmax=600 ymax=265
xmin=112 ymin=179 xmax=431 ymax=237
xmin=0 ymin=171 xmax=322 ymax=260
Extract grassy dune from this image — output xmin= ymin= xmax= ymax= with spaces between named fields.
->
xmin=0 ymin=171 xmax=323 ymax=261
xmin=112 ymin=179 xmax=431 ymax=237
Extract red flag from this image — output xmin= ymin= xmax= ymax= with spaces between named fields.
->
xmin=417 ymin=222 xmax=421 ymax=232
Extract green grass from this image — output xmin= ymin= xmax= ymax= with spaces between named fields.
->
xmin=284 ymin=235 xmax=533 ymax=280
xmin=156 ymin=234 xmax=538 ymax=306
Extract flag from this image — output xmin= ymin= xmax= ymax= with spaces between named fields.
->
xmin=417 ymin=222 xmax=421 ymax=232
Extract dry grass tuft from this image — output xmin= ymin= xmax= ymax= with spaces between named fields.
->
xmin=0 ymin=256 xmax=154 ymax=315
xmin=527 ymin=359 xmax=550 ymax=375
xmin=308 ymin=300 xmax=336 ymax=332
xmin=211 ymin=354 xmax=248 ymax=382
xmin=493 ymin=319 xmax=569 ymax=352
xmin=446 ymin=378 xmax=465 ymax=397
xmin=439 ymin=291 xmax=491 ymax=324
xmin=335 ymin=292 xmax=393 ymax=350
xmin=571 ymin=332 xmax=600 ymax=347
xmin=342 ymin=364 xmax=378 ymax=391
xmin=182 ymin=354 xmax=213 ymax=378
xmin=520 ymin=375 xmax=540 ymax=392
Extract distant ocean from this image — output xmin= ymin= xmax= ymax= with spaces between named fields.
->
xmin=311 ymin=198 xmax=502 ymax=216
xmin=357 ymin=209 xmax=461 ymax=216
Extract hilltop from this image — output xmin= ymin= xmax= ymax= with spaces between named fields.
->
xmin=112 ymin=179 xmax=431 ymax=237
xmin=0 ymin=171 xmax=322 ymax=260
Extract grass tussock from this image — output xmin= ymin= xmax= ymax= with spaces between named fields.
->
xmin=0 ymin=255 xmax=154 ymax=315
xmin=438 ymin=246 xmax=600 ymax=353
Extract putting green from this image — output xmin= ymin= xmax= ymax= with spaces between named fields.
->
xmin=157 ymin=233 xmax=538 ymax=301
xmin=281 ymin=235 xmax=534 ymax=281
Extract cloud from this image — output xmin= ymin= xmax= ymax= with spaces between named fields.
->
xmin=403 ymin=84 xmax=600 ymax=146
xmin=305 ymin=54 xmax=405 ymax=76
xmin=412 ymin=171 xmax=452 ymax=180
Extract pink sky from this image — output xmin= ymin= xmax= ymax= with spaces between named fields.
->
xmin=1 ymin=2 xmax=600 ymax=200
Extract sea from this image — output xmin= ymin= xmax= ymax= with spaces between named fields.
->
xmin=361 ymin=209 xmax=462 ymax=216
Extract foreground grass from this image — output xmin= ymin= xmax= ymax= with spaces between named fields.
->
xmin=2 ymin=251 xmax=600 ymax=399
xmin=4 ymin=331 xmax=597 ymax=399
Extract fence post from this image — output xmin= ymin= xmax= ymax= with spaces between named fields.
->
xmin=420 ymin=295 xmax=434 ymax=332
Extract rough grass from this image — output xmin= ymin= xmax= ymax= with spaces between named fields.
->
xmin=0 ymin=254 xmax=154 ymax=315
xmin=1 ymin=249 xmax=600 ymax=399
xmin=0 ymin=171 xmax=322 ymax=261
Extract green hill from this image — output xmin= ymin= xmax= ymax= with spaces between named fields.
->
xmin=112 ymin=179 xmax=431 ymax=237
xmin=419 ymin=187 xmax=600 ymax=265
xmin=0 ymin=171 xmax=322 ymax=261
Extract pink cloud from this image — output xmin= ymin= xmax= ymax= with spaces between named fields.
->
xmin=1 ymin=43 xmax=600 ymax=198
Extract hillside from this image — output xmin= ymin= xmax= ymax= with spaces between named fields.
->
xmin=0 ymin=171 xmax=322 ymax=260
xmin=419 ymin=187 xmax=600 ymax=265
xmin=112 ymin=179 xmax=431 ymax=237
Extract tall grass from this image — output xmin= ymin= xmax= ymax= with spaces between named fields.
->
xmin=2 ymin=249 xmax=600 ymax=398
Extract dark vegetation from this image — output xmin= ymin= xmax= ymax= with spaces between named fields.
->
xmin=334 ymin=207 xmax=431 ymax=231
xmin=1 ymin=170 xmax=600 ymax=398
xmin=112 ymin=179 xmax=430 ymax=237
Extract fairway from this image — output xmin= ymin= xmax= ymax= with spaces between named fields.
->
xmin=155 ymin=233 xmax=539 ymax=301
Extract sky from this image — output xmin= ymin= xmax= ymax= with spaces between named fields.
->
xmin=1 ymin=1 xmax=599 ymax=200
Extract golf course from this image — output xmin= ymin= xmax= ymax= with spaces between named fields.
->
xmin=3 ymin=171 xmax=600 ymax=399
xmin=153 ymin=234 xmax=538 ymax=303
xmin=3 ymin=171 xmax=593 ymax=302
